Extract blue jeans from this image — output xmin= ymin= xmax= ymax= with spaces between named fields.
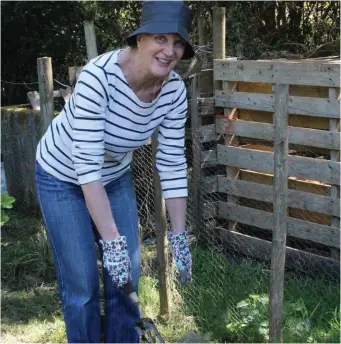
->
xmin=35 ymin=162 xmax=140 ymax=343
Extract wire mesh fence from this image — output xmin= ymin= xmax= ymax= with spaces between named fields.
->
xmin=1 ymin=49 xmax=339 ymax=343
xmin=130 ymin=75 xmax=340 ymax=343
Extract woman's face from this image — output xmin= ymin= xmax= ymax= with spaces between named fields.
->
xmin=137 ymin=33 xmax=186 ymax=78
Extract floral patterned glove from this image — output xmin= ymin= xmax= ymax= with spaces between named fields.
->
xmin=167 ymin=230 xmax=192 ymax=285
xmin=99 ymin=236 xmax=131 ymax=288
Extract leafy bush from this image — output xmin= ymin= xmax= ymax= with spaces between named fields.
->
xmin=1 ymin=193 xmax=15 ymax=226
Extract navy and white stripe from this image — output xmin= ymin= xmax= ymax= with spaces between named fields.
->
xmin=36 ymin=49 xmax=188 ymax=199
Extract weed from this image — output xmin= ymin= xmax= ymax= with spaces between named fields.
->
xmin=1 ymin=193 xmax=15 ymax=226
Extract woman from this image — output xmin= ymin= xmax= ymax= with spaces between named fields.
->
xmin=35 ymin=1 xmax=194 ymax=343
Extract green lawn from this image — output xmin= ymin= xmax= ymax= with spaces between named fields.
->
xmin=1 ymin=210 xmax=340 ymax=343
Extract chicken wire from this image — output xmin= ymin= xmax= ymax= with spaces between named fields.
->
xmin=131 ymin=86 xmax=340 ymax=342
xmin=3 ymin=59 xmax=339 ymax=342
xmin=58 ymin=63 xmax=339 ymax=342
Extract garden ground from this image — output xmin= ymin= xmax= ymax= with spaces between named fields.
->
xmin=1 ymin=209 xmax=340 ymax=343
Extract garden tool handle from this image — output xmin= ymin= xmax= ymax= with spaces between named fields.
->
xmin=122 ymin=280 xmax=142 ymax=318
xmin=122 ymin=281 xmax=165 ymax=343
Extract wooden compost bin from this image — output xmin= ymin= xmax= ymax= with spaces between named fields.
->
xmin=193 ymin=58 xmax=340 ymax=276
xmin=1 ymin=106 xmax=57 ymax=210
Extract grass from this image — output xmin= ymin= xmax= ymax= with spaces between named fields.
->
xmin=1 ymin=209 xmax=340 ymax=343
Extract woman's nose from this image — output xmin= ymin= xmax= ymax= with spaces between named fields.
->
xmin=163 ymin=43 xmax=175 ymax=57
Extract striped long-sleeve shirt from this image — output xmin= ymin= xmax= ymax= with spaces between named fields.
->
xmin=36 ymin=49 xmax=188 ymax=199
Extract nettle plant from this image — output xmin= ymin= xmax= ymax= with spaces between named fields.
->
xmin=227 ymin=294 xmax=270 ymax=342
xmin=227 ymin=294 xmax=315 ymax=343
xmin=1 ymin=193 xmax=15 ymax=226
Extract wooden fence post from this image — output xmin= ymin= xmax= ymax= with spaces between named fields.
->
xmin=152 ymin=130 xmax=170 ymax=316
xmin=212 ymin=7 xmax=226 ymax=90
xmin=198 ymin=16 xmax=207 ymax=48
xmin=197 ymin=16 xmax=214 ymax=97
xmin=269 ymin=84 xmax=289 ymax=343
xmin=329 ymin=87 xmax=340 ymax=260
xmin=222 ymin=58 xmax=239 ymax=232
xmin=84 ymin=20 xmax=98 ymax=60
xmin=190 ymin=75 xmax=204 ymax=237
xmin=37 ymin=57 xmax=54 ymax=136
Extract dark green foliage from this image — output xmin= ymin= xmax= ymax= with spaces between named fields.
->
xmin=1 ymin=1 xmax=339 ymax=105
xmin=1 ymin=1 xmax=143 ymax=105
xmin=1 ymin=1 xmax=85 ymax=105
xmin=186 ymin=1 xmax=340 ymax=58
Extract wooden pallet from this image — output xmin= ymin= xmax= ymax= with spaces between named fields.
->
xmin=193 ymin=58 xmax=340 ymax=263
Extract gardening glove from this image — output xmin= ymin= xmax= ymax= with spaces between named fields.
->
xmin=99 ymin=236 xmax=132 ymax=288
xmin=167 ymin=230 xmax=192 ymax=285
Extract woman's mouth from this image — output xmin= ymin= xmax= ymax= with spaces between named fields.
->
xmin=155 ymin=57 xmax=172 ymax=67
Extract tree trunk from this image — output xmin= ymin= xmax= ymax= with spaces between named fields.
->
xmin=288 ymin=2 xmax=303 ymax=43
xmin=276 ymin=2 xmax=286 ymax=29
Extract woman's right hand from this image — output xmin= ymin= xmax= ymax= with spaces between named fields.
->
xmin=99 ymin=236 xmax=132 ymax=288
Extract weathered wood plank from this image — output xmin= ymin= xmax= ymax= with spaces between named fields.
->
xmin=238 ymin=108 xmax=330 ymax=130
xmin=217 ymin=176 xmax=340 ymax=217
xmin=217 ymin=145 xmax=272 ymax=173
xmin=215 ymin=91 xmax=340 ymax=118
xmin=216 ymin=118 xmax=275 ymax=140
xmin=217 ymin=145 xmax=340 ymax=185
xmin=288 ymin=126 xmax=340 ymax=150
xmin=214 ymin=60 xmax=340 ymax=87
xmin=288 ymin=154 xmax=340 ymax=185
xmin=219 ymin=229 xmax=340 ymax=278
xmin=218 ymin=202 xmax=340 ymax=248
xmin=216 ymin=116 xmax=340 ymax=150
xmin=239 ymin=169 xmax=331 ymax=196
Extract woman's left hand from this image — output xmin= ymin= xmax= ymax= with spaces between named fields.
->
xmin=168 ymin=230 xmax=192 ymax=285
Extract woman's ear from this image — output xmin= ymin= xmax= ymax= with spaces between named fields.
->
xmin=136 ymin=35 xmax=142 ymax=45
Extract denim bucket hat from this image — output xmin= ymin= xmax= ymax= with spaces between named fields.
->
xmin=126 ymin=0 xmax=195 ymax=60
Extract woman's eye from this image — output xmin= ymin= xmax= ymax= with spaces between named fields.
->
xmin=156 ymin=36 xmax=166 ymax=43
xmin=176 ymin=41 xmax=185 ymax=48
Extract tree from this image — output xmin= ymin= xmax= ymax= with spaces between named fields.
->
xmin=1 ymin=1 xmax=339 ymax=105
